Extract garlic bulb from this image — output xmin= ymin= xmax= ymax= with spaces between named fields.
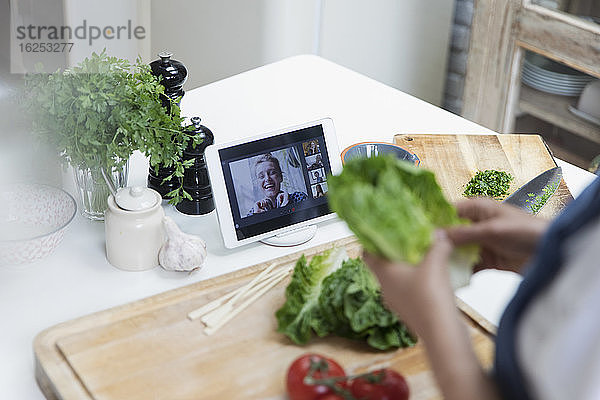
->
xmin=159 ymin=217 xmax=207 ymax=272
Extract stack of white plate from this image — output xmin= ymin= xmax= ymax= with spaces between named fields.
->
xmin=521 ymin=52 xmax=594 ymax=96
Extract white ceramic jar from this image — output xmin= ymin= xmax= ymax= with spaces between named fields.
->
xmin=105 ymin=187 xmax=164 ymax=271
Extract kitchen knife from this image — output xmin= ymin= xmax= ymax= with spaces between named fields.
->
xmin=503 ymin=166 xmax=562 ymax=214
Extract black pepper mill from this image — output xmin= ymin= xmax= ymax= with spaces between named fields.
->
xmin=147 ymin=51 xmax=189 ymax=198
xmin=149 ymin=51 xmax=188 ymax=110
xmin=176 ymin=117 xmax=215 ymax=215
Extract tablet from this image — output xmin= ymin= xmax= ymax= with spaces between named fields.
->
xmin=205 ymin=118 xmax=342 ymax=248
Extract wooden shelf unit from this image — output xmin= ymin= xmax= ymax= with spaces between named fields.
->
xmin=463 ymin=0 xmax=600 ymax=168
xmin=519 ymin=85 xmax=600 ymax=145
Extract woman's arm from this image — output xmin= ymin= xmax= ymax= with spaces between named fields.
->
xmin=364 ymin=231 xmax=501 ymax=400
xmin=418 ymin=293 xmax=501 ymax=400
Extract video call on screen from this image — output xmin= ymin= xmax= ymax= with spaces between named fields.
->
xmin=219 ymin=125 xmax=333 ymax=240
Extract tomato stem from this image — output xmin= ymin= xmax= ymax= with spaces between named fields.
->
xmin=304 ymin=359 xmax=388 ymax=400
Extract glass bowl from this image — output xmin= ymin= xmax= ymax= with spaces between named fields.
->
xmin=341 ymin=142 xmax=420 ymax=165
xmin=0 ymin=183 xmax=77 ymax=265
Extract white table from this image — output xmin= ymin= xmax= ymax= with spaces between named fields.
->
xmin=1 ymin=55 xmax=596 ymax=399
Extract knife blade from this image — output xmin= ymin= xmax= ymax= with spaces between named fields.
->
xmin=503 ymin=166 xmax=562 ymax=214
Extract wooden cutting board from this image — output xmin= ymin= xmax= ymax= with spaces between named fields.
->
xmin=393 ymin=134 xmax=573 ymax=218
xmin=35 ymin=236 xmax=494 ymax=400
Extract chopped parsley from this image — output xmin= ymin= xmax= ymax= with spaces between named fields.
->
xmin=463 ymin=170 xmax=514 ymax=199
xmin=526 ymin=179 xmax=560 ymax=214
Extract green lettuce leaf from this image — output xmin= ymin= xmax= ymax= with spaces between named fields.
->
xmin=319 ymin=258 xmax=415 ymax=350
xmin=275 ymin=248 xmax=348 ymax=344
xmin=328 ymin=155 xmax=478 ymax=289
xmin=276 ymin=251 xmax=416 ymax=350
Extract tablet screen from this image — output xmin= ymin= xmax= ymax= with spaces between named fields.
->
xmin=218 ymin=124 xmax=332 ymax=240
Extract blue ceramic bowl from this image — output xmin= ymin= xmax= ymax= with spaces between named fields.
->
xmin=341 ymin=142 xmax=420 ymax=166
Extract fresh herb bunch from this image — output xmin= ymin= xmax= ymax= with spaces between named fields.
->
xmin=21 ymin=50 xmax=198 ymax=205
xmin=463 ymin=170 xmax=514 ymax=199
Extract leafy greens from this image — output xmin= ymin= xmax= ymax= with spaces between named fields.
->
xmin=276 ymin=248 xmax=415 ymax=350
xmin=21 ymin=50 xmax=195 ymax=205
xmin=327 ymin=155 xmax=479 ymax=289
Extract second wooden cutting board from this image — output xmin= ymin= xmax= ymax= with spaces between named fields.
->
xmin=393 ymin=134 xmax=572 ymax=218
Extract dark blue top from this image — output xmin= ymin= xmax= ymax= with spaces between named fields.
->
xmin=494 ymin=176 xmax=600 ymax=400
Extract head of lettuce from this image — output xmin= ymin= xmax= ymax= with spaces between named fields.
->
xmin=327 ymin=155 xmax=478 ymax=289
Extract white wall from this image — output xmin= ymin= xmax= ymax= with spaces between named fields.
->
xmin=151 ymin=0 xmax=319 ymax=91
xmin=9 ymin=0 xmax=66 ymax=73
xmin=2 ymin=1 xmax=62 ymax=187
xmin=320 ymin=0 xmax=454 ymax=106
xmin=151 ymin=0 xmax=266 ymax=91
xmin=151 ymin=0 xmax=454 ymax=106
xmin=63 ymin=0 xmax=151 ymax=66
xmin=260 ymin=1 xmax=320 ymax=62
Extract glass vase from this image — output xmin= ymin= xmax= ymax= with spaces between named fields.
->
xmin=72 ymin=161 xmax=128 ymax=221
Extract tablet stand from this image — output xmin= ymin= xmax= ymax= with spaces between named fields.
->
xmin=260 ymin=225 xmax=317 ymax=247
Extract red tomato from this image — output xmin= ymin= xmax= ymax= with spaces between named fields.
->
xmin=318 ymin=395 xmax=345 ymax=400
xmin=350 ymin=369 xmax=409 ymax=400
xmin=286 ymin=353 xmax=347 ymax=400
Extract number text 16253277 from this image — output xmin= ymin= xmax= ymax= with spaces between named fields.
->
xmin=19 ymin=42 xmax=74 ymax=53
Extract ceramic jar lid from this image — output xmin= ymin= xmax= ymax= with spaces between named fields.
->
xmin=115 ymin=186 xmax=158 ymax=211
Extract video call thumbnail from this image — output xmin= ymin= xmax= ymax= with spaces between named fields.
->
xmin=305 ymin=154 xmax=323 ymax=170
xmin=311 ymin=182 xmax=328 ymax=198
xmin=309 ymin=168 xmax=325 ymax=184
xmin=303 ymin=140 xmax=320 ymax=156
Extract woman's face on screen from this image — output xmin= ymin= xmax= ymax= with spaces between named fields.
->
xmin=256 ymin=161 xmax=282 ymax=198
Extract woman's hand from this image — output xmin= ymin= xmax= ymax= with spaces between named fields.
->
xmin=276 ymin=191 xmax=289 ymax=207
xmin=252 ymin=198 xmax=274 ymax=214
xmin=363 ymin=230 xmax=456 ymax=337
xmin=446 ymin=198 xmax=549 ymax=274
